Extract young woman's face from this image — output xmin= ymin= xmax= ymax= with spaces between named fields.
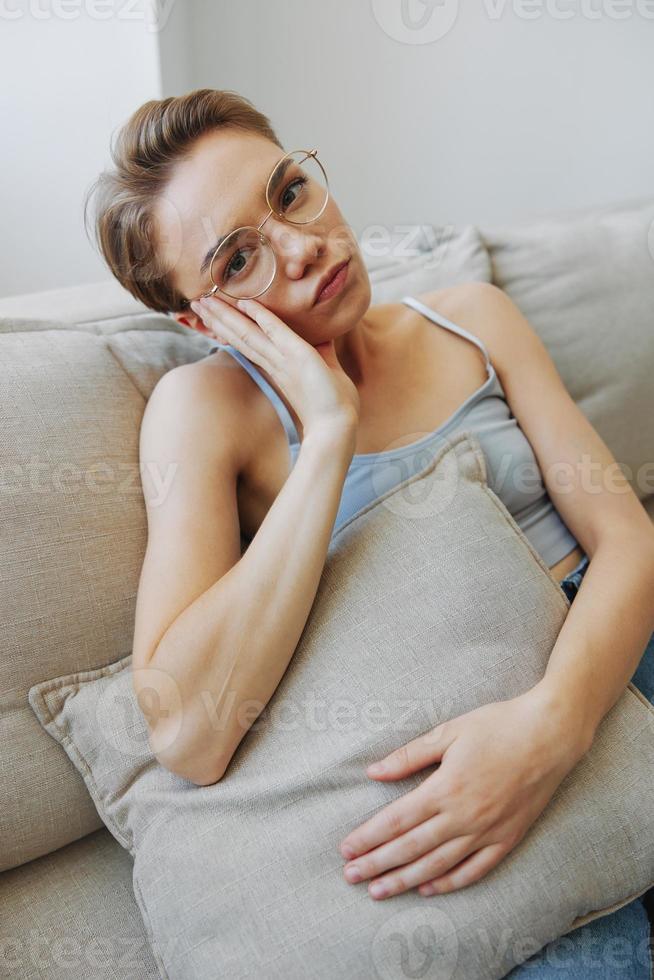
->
xmin=155 ymin=128 xmax=371 ymax=347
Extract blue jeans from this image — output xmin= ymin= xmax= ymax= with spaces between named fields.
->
xmin=508 ymin=553 xmax=654 ymax=978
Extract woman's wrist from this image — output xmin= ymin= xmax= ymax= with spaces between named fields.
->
xmin=302 ymin=416 xmax=358 ymax=459
xmin=523 ymin=680 xmax=596 ymax=762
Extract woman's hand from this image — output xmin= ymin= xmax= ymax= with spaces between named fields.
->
xmin=191 ymin=295 xmax=360 ymax=437
xmin=338 ymin=686 xmax=592 ymax=900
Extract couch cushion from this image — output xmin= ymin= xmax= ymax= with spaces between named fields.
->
xmin=28 ymin=433 xmax=654 ymax=980
xmin=0 ymin=279 xmax=151 ymax=325
xmin=480 ymin=197 xmax=654 ymax=503
xmin=0 ymin=827 xmax=159 ymax=979
xmin=0 ymin=311 xmax=215 ymax=872
xmin=366 ymin=224 xmax=491 ymax=304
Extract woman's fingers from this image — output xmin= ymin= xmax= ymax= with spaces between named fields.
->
xmin=367 ymin=834 xmax=480 ymax=900
xmin=190 ymin=293 xmax=360 ymax=435
xmin=366 ymin=724 xmax=451 ymax=780
xmin=193 ymin=296 xmax=283 ymax=370
xmin=343 ymin=812 xmax=449 ymax=882
xmin=231 ymin=297 xmax=311 ymax=361
xmin=419 ymin=841 xmax=511 ymax=896
xmin=235 ymin=298 xmax=296 ymax=355
xmin=340 ymin=783 xmax=442 ymax=861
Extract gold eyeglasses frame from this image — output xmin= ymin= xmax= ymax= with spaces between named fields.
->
xmin=180 ymin=147 xmax=330 ymax=310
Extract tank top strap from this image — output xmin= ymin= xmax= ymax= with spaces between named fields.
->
xmin=401 ymin=295 xmax=492 ymax=374
xmin=209 ymin=343 xmax=300 ymax=446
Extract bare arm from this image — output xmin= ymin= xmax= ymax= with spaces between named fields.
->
xmin=133 ymin=297 xmax=359 ymax=786
xmin=147 ymin=423 xmax=354 ymax=786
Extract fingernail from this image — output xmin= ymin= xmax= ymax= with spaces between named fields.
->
xmin=190 ymin=301 xmax=201 ymax=314
xmin=340 ymin=844 xmax=355 ymax=860
xmin=344 ymin=865 xmax=362 ymax=883
xmin=367 ymin=762 xmax=384 ymax=775
xmin=369 ymin=881 xmax=388 ymax=899
xmin=236 ymin=299 xmax=247 ymax=310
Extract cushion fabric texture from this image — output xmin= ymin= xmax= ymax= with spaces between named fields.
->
xmin=0 ymin=278 xmax=152 ymax=325
xmin=479 ymin=196 xmax=654 ymax=502
xmin=28 ymin=432 xmax=654 ymax=980
xmin=0 ymin=225 xmax=490 ymax=872
xmin=0 ymin=828 xmax=161 ymax=980
xmin=0 ymin=310 xmax=215 ymax=871
xmin=366 ymin=224 xmax=491 ymax=304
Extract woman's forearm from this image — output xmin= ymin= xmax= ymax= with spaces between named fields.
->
xmin=533 ymin=527 xmax=654 ymax=749
xmin=150 ymin=422 xmax=356 ymax=785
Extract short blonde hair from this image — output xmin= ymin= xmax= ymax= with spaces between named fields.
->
xmin=84 ymin=88 xmax=284 ymax=314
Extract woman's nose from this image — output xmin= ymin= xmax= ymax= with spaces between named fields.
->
xmin=269 ymin=220 xmax=324 ymax=274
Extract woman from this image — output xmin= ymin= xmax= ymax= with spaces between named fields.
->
xmin=86 ymin=89 xmax=654 ymax=977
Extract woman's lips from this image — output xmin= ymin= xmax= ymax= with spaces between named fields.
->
xmin=314 ymin=259 xmax=350 ymax=305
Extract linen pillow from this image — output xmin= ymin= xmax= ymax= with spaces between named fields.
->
xmin=28 ymin=432 xmax=654 ymax=980
xmin=366 ymin=224 xmax=491 ymax=304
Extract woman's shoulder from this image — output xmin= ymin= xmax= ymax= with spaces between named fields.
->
xmin=165 ymin=348 xmax=266 ymax=417
xmin=366 ymin=283 xmax=479 ymax=332
xmin=362 ymin=283 xmax=494 ymax=357
xmin=402 ymin=282 xmax=509 ymax=363
xmin=151 ymin=348 xmax=251 ymax=415
xmin=143 ymin=352 xmax=255 ymax=475
xmin=404 ymin=281 xmax=499 ymax=322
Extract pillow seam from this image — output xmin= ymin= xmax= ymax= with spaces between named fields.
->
xmin=130 ymin=874 xmax=171 ymax=980
xmin=478 ymin=481 xmax=571 ymax=614
xmin=28 ymin=663 xmax=135 ymax=853
xmin=330 ymin=431 xmax=475 ymax=543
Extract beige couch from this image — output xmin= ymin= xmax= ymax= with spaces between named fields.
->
xmin=1 ymin=197 xmax=653 ymax=978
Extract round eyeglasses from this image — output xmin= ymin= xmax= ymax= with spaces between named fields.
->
xmin=181 ymin=148 xmax=329 ymax=308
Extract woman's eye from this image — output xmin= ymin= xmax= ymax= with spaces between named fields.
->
xmin=225 ymin=250 xmax=248 ymax=280
xmin=280 ymin=176 xmax=308 ymax=211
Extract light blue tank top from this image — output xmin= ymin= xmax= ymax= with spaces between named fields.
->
xmin=209 ymin=295 xmax=579 ymax=568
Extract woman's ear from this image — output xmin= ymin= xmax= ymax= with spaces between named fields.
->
xmin=171 ymin=310 xmax=213 ymax=339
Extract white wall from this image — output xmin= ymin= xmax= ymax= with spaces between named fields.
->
xmin=181 ymin=0 xmax=654 ymax=238
xmin=0 ymin=2 xmax=162 ymax=298
xmin=2 ymin=0 xmax=652 ymax=299
xmin=156 ymin=0 xmax=193 ymax=98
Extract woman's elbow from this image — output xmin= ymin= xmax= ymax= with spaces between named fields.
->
xmin=148 ymin=721 xmax=229 ymax=786
xmin=155 ymin=745 xmax=227 ymax=786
